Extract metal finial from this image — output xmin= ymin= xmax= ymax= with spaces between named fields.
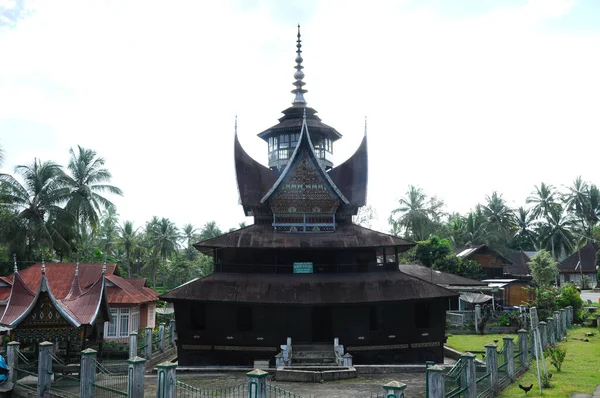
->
xmin=102 ymin=257 xmax=107 ymax=274
xmin=75 ymin=260 xmax=79 ymax=277
xmin=291 ymin=24 xmax=307 ymax=106
xmin=13 ymin=253 xmax=17 ymax=273
xmin=41 ymin=256 xmax=46 ymax=274
xmin=234 ymin=115 xmax=238 ymax=135
xmin=364 ymin=116 xmax=368 ymax=136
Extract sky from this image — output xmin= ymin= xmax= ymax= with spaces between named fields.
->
xmin=1 ymin=0 xmax=600 ymax=233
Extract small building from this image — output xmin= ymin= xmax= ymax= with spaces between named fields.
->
xmin=505 ymin=250 xmax=538 ymax=279
xmin=0 ymin=262 xmax=159 ymax=341
xmin=457 ymin=245 xmax=513 ymax=279
xmin=481 ymin=279 xmax=534 ymax=308
xmin=558 ymin=243 xmax=598 ymax=289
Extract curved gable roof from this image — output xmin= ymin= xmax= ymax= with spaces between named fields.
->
xmin=328 ymin=134 xmax=368 ymax=207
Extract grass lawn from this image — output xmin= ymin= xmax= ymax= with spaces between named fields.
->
xmin=446 ymin=327 xmax=600 ymax=397
xmin=498 ymin=327 xmax=600 ymax=397
xmin=446 ymin=333 xmax=518 ymax=360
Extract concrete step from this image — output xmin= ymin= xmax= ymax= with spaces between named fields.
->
xmin=293 ymin=344 xmax=332 ymax=351
xmin=290 ymin=361 xmax=338 ymax=367
xmin=292 ymin=358 xmax=337 ymax=365
xmin=293 ymin=351 xmax=335 ymax=358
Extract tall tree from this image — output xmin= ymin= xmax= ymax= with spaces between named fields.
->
xmin=512 ymin=207 xmax=537 ymax=251
xmin=117 ymin=220 xmax=143 ymax=277
xmin=536 ymin=205 xmax=575 ymax=261
xmin=390 ymin=185 xmax=444 ymax=241
xmin=145 ymin=217 xmax=180 ymax=286
xmin=61 ymin=146 xmax=123 ymax=236
xmin=481 ymin=191 xmax=515 ymax=249
xmin=0 ymin=159 xmax=72 ymax=259
xmin=198 ymin=221 xmax=223 ymax=241
xmin=527 ymin=250 xmax=559 ymax=287
xmin=527 ymin=182 xmax=559 ymax=220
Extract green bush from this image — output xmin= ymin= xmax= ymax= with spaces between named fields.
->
xmin=546 ymin=344 xmax=567 ymax=372
xmin=556 ymin=284 xmax=584 ymax=313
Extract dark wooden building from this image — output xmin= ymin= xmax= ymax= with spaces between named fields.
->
xmin=457 ymin=245 xmax=513 ymax=279
xmin=162 ymin=28 xmax=457 ymax=366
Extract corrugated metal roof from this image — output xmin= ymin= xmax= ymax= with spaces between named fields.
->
xmin=559 ymin=243 xmax=598 ymax=273
xmin=0 ymin=272 xmax=36 ymax=326
xmin=161 ymin=271 xmax=458 ymax=304
xmin=327 ymin=134 xmax=368 ymax=209
xmin=398 ymin=264 xmax=486 ymax=286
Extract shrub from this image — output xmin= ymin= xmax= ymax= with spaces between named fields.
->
xmin=556 ymin=284 xmax=584 ymax=313
xmin=546 ymin=344 xmax=567 ymax=372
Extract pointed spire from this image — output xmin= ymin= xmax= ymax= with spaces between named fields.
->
xmin=41 ymin=255 xmax=46 ymax=275
xmin=364 ymin=116 xmax=368 ymax=136
xmin=102 ymin=257 xmax=107 ymax=275
xmin=291 ymin=24 xmax=307 ymax=106
xmin=66 ymin=259 xmax=83 ymax=300
xmin=13 ymin=253 xmax=18 ymax=274
xmin=234 ymin=115 xmax=238 ymax=136
xmin=75 ymin=260 xmax=79 ymax=277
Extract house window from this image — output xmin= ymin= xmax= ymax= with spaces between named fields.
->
xmin=106 ymin=309 xmax=118 ymax=337
xmin=131 ymin=307 xmax=140 ymax=332
xmin=119 ymin=308 xmax=130 ymax=337
xmin=237 ymin=307 xmax=253 ymax=332
xmin=415 ymin=302 xmax=431 ymax=328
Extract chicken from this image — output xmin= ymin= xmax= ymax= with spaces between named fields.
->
xmin=519 ymin=384 xmax=533 ymax=394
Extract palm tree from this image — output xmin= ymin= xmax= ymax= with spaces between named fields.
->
xmin=0 ymin=159 xmax=73 ymax=259
xmin=0 ymin=140 xmax=4 ymax=167
xmin=481 ymin=191 xmax=515 ymax=248
xmin=117 ymin=220 xmax=142 ymax=277
xmin=536 ymin=204 xmax=576 ymax=261
xmin=198 ymin=221 xmax=223 ymax=241
xmin=182 ymin=223 xmax=197 ymax=246
xmin=527 ymin=182 xmax=559 ymax=220
xmin=61 ymin=146 xmax=123 ymax=237
xmin=512 ymin=207 xmax=537 ymax=250
xmin=145 ymin=217 xmax=180 ymax=286
xmin=464 ymin=205 xmax=486 ymax=247
xmin=390 ymin=185 xmax=442 ymax=241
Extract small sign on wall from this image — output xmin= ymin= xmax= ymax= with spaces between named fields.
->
xmin=293 ymin=262 xmax=313 ymax=274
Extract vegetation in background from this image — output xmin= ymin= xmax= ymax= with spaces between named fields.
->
xmin=528 ymin=250 xmax=559 ymax=287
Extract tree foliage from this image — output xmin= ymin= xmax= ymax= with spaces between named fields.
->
xmin=528 ymin=250 xmax=559 ymax=287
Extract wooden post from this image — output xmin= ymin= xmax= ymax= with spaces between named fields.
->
xmin=485 ymin=344 xmax=498 ymax=394
xmin=145 ymin=326 xmax=153 ymax=358
xmin=462 ymin=353 xmax=476 ymax=398
xmin=539 ymin=321 xmax=547 ymax=349
xmin=169 ymin=319 xmax=176 ymax=346
xmin=80 ymin=348 xmax=97 ymax=398
xmin=128 ymin=356 xmax=147 ymax=398
xmin=503 ymin=336 xmax=515 ymax=381
xmin=37 ymin=341 xmax=53 ymax=397
xmin=518 ymin=329 xmax=528 ymax=368
xmin=6 ymin=341 xmax=19 ymax=386
xmin=427 ymin=365 xmax=445 ymax=398
xmin=156 ymin=361 xmax=177 ymax=398
xmin=247 ymin=369 xmax=268 ymax=398
xmin=383 ymin=381 xmax=406 ymax=398
xmin=129 ymin=331 xmax=138 ymax=359
xmin=159 ymin=323 xmax=166 ymax=352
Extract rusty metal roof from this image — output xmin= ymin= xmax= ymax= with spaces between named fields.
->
xmin=398 ymin=264 xmax=486 ymax=286
xmin=194 ymin=223 xmax=414 ymax=254
xmin=0 ymin=272 xmax=35 ymax=326
xmin=161 ymin=270 xmax=457 ymax=304
xmin=559 ymin=242 xmax=599 ymax=273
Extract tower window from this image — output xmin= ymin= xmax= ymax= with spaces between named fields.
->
xmin=279 ymin=149 xmax=289 ymax=160
xmin=280 ymin=134 xmax=289 ymax=148
xmin=291 ymin=133 xmax=299 ymax=147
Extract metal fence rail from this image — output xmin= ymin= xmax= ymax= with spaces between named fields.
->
xmin=444 ymin=358 xmax=467 ymax=398
xmin=175 ymin=379 xmax=247 ymax=398
xmin=14 ymin=348 xmax=38 ymax=392
xmin=266 ymin=382 xmax=309 ymax=398
xmin=92 ymin=358 xmax=128 ymax=397
xmin=475 ymin=366 xmax=492 ymax=398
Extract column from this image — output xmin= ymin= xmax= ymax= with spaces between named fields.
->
xmin=462 ymin=353 xmax=476 ymax=398
xmin=159 ymin=323 xmax=166 ymax=352
xmin=80 ymin=348 xmax=97 ymax=398
xmin=343 ymin=353 xmax=353 ymax=367
xmin=156 ymin=361 xmax=177 ymax=398
xmin=145 ymin=326 xmax=153 ymax=358
xmin=247 ymin=369 xmax=268 ymax=398
xmin=503 ymin=336 xmax=515 ymax=381
xmin=127 ymin=356 xmax=147 ymax=398
xmin=6 ymin=341 xmax=19 ymax=385
xmin=485 ymin=344 xmax=498 ymax=394
xmin=37 ymin=341 xmax=53 ymax=397
xmin=427 ymin=365 xmax=445 ymax=398
xmin=517 ymin=329 xmax=528 ymax=368
xmin=546 ymin=318 xmax=555 ymax=346
xmin=538 ymin=322 xmax=547 ymax=350
xmin=129 ymin=331 xmax=138 ymax=359
xmin=169 ymin=319 xmax=176 ymax=346
xmin=383 ymin=381 xmax=407 ymax=398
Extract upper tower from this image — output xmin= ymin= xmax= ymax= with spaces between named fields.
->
xmin=257 ymin=26 xmax=342 ymax=172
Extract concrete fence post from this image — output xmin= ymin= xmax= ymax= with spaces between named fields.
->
xmin=427 ymin=365 xmax=445 ymax=398
xmin=343 ymin=353 xmax=353 ymax=366
xmin=37 ymin=341 xmax=53 ymax=397
xmin=156 ymin=361 xmax=177 ymax=398
xmin=159 ymin=323 xmax=166 ymax=352
xmin=485 ymin=344 xmax=498 ymax=394
xmin=503 ymin=336 xmax=515 ymax=381
xmin=539 ymin=322 xmax=547 ymax=350
xmin=554 ymin=311 xmax=561 ymax=340
xmin=462 ymin=353 xmax=476 ymax=398
xmin=560 ymin=309 xmax=567 ymax=335
xmin=474 ymin=304 xmax=481 ymax=333
xmin=127 ymin=356 xmax=147 ymax=398
xmin=517 ymin=329 xmax=528 ymax=368
xmin=145 ymin=326 xmax=153 ymax=358
xmin=566 ymin=306 xmax=572 ymax=328
xmin=169 ymin=319 xmax=176 ymax=346
xmin=383 ymin=381 xmax=407 ymax=398
xmin=129 ymin=331 xmax=138 ymax=359
xmin=6 ymin=341 xmax=19 ymax=386
xmin=546 ymin=318 xmax=555 ymax=346
xmin=80 ymin=348 xmax=97 ymax=398
xmin=247 ymin=369 xmax=268 ymax=398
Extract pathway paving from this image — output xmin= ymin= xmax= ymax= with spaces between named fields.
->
xmin=571 ymin=385 xmax=600 ymax=398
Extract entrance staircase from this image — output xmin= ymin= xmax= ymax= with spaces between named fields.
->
xmin=291 ymin=344 xmax=336 ymax=366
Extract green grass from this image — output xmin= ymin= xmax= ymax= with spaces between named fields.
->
xmin=498 ymin=327 xmax=600 ymax=397
xmin=446 ymin=333 xmax=517 ymax=360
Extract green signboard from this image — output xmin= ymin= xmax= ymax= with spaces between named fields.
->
xmin=293 ymin=262 xmax=313 ymax=274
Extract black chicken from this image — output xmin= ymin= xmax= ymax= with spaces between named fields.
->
xmin=519 ymin=384 xmax=533 ymax=394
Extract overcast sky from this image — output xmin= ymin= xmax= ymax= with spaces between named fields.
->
xmin=1 ymin=0 xmax=599 ymax=233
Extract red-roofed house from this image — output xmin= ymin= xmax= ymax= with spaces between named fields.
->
xmin=0 ymin=262 xmax=159 ymax=341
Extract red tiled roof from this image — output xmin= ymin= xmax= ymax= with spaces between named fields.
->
xmin=63 ymin=277 xmax=109 ymax=325
xmin=105 ymin=275 xmax=155 ymax=304
xmin=0 ymin=272 xmax=36 ymax=326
